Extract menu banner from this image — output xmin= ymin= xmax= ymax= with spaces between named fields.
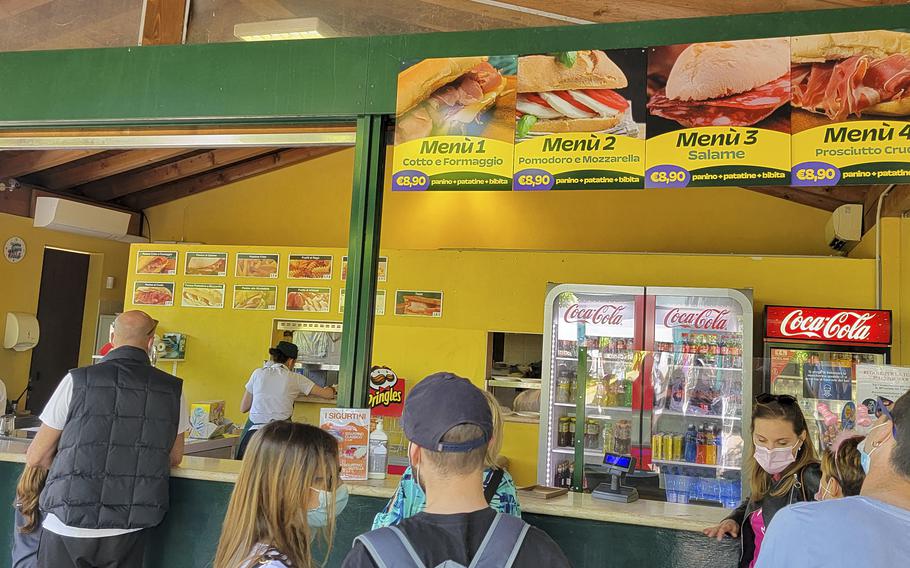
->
xmin=181 ymin=283 xmax=225 ymax=309
xmin=513 ymin=50 xmax=647 ymax=190
xmin=133 ymin=281 xmax=174 ymax=306
xmin=392 ymin=55 xmax=517 ymax=191
xmin=645 ymin=39 xmax=792 ymax=188
xmin=236 ymin=254 xmax=279 ymax=278
xmin=136 ymin=251 xmax=177 ymax=275
xmin=233 ymin=285 xmax=277 ymax=311
xmin=185 ymin=252 xmax=227 ymax=277
xmin=286 ymin=287 xmax=331 ymax=312
xmin=288 ymin=255 xmax=333 ymax=279
xmin=791 ymin=30 xmax=910 ymax=186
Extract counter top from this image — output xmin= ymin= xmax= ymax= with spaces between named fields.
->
xmin=0 ymin=441 xmax=726 ymax=532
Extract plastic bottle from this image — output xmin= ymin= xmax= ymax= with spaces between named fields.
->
xmin=684 ymin=424 xmax=698 ymax=463
xmin=696 ymin=424 xmax=707 ymax=464
xmin=705 ymin=424 xmax=717 ymax=465
xmin=624 ymin=377 xmax=634 ymax=407
xmin=368 ymin=417 xmax=388 ymax=480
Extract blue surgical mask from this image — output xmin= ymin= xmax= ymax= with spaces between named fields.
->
xmin=858 ymin=422 xmax=888 ymax=474
xmin=307 ymin=484 xmax=348 ymax=528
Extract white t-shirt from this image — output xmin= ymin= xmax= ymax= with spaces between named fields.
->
xmin=39 ymin=372 xmax=190 ymax=538
xmin=246 ymin=362 xmax=315 ymax=424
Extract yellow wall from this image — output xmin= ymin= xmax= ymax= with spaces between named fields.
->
xmin=0 ymin=212 xmax=130 ymax=401
xmin=147 ymin=148 xmax=841 ymax=257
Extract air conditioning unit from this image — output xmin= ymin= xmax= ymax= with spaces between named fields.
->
xmin=825 ymin=204 xmax=862 ymax=254
xmin=33 ymin=197 xmax=147 ymax=243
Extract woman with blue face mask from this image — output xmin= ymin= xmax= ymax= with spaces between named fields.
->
xmin=214 ymin=421 xmax=348 ymax=568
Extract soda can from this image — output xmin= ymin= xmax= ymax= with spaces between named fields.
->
xmin=672 ymin=434 xmax=684 ymax=462
xmin=663 ymin=433 xmax=674 ymax=461
xmin=651 ymin=432 xmax=663 ymax=460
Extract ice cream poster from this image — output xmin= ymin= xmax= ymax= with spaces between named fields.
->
xmin=791 ymin=30 xmax=910 ymax=186
xmin=391 ymin=55 xmax=517 ymax=191
xmin=645 ymin=38 xmax=792 ymax=188
xmin=320 ymin=408 xmax=371 ymax=481
xmin=513 ymin=49 xmax=647 ymax=190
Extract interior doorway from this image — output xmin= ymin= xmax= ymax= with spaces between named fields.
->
xmin=26 ymin=247 xmax=90 ymax=413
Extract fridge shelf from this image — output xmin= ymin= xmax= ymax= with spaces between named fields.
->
xmin=653 ymin=409 xmax=741 ymax=421
xmin=552 ymin=447 xmax=604 ymax=458
xmin=554 ymin=402 xmax=635 ymax=412
xmin=486 ymin=378 xmax=542 ymax=390
xmin=652 ymin=458 xmax=741 ymax=471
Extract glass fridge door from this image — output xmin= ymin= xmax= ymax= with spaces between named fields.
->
xmin=646 ymin=289 xmax=752 ymax=508
xmin=539 ymin=285 xmax=644 ymax=490
xmin=768 ymin=347 xmax=885 ymax=451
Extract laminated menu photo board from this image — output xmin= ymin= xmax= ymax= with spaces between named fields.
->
xmin=645 ymin=38 xmax=792 ymax=187
xmin=392 ymin=55 xmax=517 ymax=191
xmin=513 ymin=49 xmax=647 ymax=190
xmin=791 ymin=30 xmax=910 ymax=186
xmin=320 ymin=408 xmax=371 ymax=481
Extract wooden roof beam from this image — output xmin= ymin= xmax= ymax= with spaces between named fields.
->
xmin=120 ymin=147 xmax=346 ymax=210
xmin=745 ymin=185 xmax=850 ymax=212
xmin=0 ymin=150 xmax=103 ymax=178
xmin=29 ymin=149 xmax=196 ymax=190
xmin=77 ymin=147 xmax=275 ymax=201
xmin=140 ymin=0 xmax=190 ymax=46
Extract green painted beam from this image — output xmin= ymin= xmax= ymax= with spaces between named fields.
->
xmin=338 ymin=115 xmax=387 ymax=408
xmin=0 ymin=5 xmax=908 ymax=124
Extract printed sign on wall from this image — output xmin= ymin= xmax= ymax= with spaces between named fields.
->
xmin=392 ymin=55 xmax=517 ymax=191
xmin=133 ymin=281 xmax=175 ymax=306
xmin=136 ymin=251 xmax=178 ymax=275
xmin=286 ymin=287 xmax=331 ymax=312
xmin=181 ymin=283 xmax=225 ymax=308
xmin=513 ymin=50 xmax=647 ymax=190
xmin=236 ymin=254 xmax=279 ymax=278
xmin=185 ymin=252 xmax=227 ymax=276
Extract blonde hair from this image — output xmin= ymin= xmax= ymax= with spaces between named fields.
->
xmin=14 ymin=466 xmax=48 ymax=533
xmin=821 ymin=436 xmax=865 ymax=497
xmin=213 ymin=421 xmax=340 ymax=568
xmin=750 ymin=399 xmax=818 ymax=501
xmin=481 ymin=389 xmax=504 ymax=468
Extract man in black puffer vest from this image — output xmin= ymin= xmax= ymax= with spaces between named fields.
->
xmin=26 ymin=310 xmax=188 ymax=567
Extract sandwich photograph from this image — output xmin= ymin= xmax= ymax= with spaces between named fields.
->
xmin=646 ymin=38 xmax=792 ymax=137
xmin=515 ymin=49 xmax=646 ymax=140
xmin=133 ymin=282 xmax=175 ymax=306
xmin=185 ymin=252 xmax=228 ymax=276
xmin=181 ymin=284 xmax=225 ymax=308
xmin=791 ymin=29 xmax=910 ymax=133
xmin=395 ymin=290 xmax=443 ymax=317
xmin=394 ymin=55 xmax=516 ymax=144
xmin=136 ymin=251 xmax=177 ymax=274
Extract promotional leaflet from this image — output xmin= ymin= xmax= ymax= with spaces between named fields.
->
xmin=339 ymin=288 xmax=386 ymax=316
xmin=286 ymin=287 xmax=331 ymax=312
xmin=136 ymin=251 xmax=177 ymax=275
xmin=791 ymin=30 xmax=910 ymax=186
xmin=645 ymin=38 xmax=792 ymax=188
xmin=184 ymin=252 xmax=227 ymax=276
xmin=288 ymin=254 xmax=333 ymax=279
xmin=181 ymin=283 xmax=225 ymax=308
xmin=856 ymin=364 xmax=910 ymax=412
xmin=235 ymin=254 xmax=279 ymax=278
xmin=133 ymin=281 xmax=174 ymax=306
xmin=232 ymin=285 xmax=277 ymax=310
xmin=513 ymin=50 xmax=646 ymax=190
xmin=392 ymin=55 xmax=517 ymax=191
xmin=320 ymin=408 xmax=371 ymax=481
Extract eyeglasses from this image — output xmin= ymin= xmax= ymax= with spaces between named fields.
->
xmin=756 ymin=393 xmax=798 ymax=406
xmin=875 ymin=396 xmax=899 ymax=440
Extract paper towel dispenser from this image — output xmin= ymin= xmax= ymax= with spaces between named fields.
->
xmin=4 ymin=313 xmax=39 ymax=351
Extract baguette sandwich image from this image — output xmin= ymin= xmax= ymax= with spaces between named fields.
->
xmin=182 ymin=287 xmax=224 ymax=308
xmin=395 ymin=56 xmax=508 ymax=144
xmin=137 ymin=254 xmax=176 ymax=274
xmin=791 ymin=30 xmax=910 ymax=122
xmin=516 ymin=51 xmax=632 ymax=137
xmin=186 ymin=256 xmax=226 ymax=276
xmin=647 ymin=38 xmax=791 ymax=128
xmin=134 ymin=286 xmax=173 ymax=306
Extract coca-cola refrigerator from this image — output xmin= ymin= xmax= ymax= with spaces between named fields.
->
xmin=538 ymin=284 xmax=753 ymax=508
xmin=764 ymin=305 xmax=891 ymax=450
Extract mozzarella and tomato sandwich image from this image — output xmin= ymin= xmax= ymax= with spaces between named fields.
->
xmin=181 ymin=287 xmax=224 ymax=308
xmin=516 ymin=51 xmax=635 ymax=138
xmin=395 ymin=56 xmax=509 ymax=144
xmin=137 ymin=254 xmax=176 ymax=274
xmin=134 ymin=285 xmax=173 ymax=306
xmin=647 ymin=38 xmax=791 ymax=130
xmin=791 ymin=30 xmax=910 ymax=127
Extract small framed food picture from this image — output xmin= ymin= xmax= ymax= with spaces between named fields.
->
xmin=288 ymin=255 xmax=333 ymax=279
xmin=341 ymin=256 xmax=388 ymax=282
xmin=136 ymin=251 xmax=178 ymax=275
xmin=133 ymin=281 xmax=175 ymax=306
xmin=286 ymin=287 xmax=331 ymax=312
xmin=181 ymin=283 xmax=225 ymax=309
xmin=233 ymin=285 xmax=278 ymax=311
xmin=185 ymin=252 xmax=228 ymax=277
xmin=236 ymin=253 xmax=279 ymax=278
xmin=339 ymin=289 xmax=387 ymax=316
xmin=395 ymin=290 xmax=443 ymax=318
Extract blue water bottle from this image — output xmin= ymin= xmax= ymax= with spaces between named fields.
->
xmin=684 ymin=424 xmax=697 ymax=463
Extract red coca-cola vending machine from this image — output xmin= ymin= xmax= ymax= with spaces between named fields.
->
xmin=764 ymin=305 xmax=891 ymax=450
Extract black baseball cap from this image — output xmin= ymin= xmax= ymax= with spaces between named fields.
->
xmin=401 ymin=372 xmax=493 ymax=452
xmin=274 ymin=341 xmax=298 ymax=359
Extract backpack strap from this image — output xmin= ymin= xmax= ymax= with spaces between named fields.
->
xmin=468 ymin=513 xmax=530 ymax=568
xmin=484 ymin=468 xmax=505 ymax=504
xmin=355 ymin=526 xmax=427 ymax=568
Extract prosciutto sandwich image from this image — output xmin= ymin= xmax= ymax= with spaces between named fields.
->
xmin=395 ymin=56 xmax=506 ymax=144
xmin=791 ymin=30 xmax=910 ymax=122
xmin=516 ymin=51 xmax=631 ymax=137
xmin=648 ymin=38 xmax=791 ymax=128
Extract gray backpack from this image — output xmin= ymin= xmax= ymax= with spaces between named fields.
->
xmin=354 ymin=513 xmax=530 ymax=568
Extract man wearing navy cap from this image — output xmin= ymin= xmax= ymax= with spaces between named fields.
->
xmin=344 ymin=372 xmax=570 ymax=568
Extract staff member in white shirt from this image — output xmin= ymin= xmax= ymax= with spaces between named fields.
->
xmin=236 ymin=341 xmax=336 ymax=459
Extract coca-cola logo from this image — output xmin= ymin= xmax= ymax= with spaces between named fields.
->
xmin=664 ymin=308 xmax=730 ymax=330
xmin=564 ymin=303 xmax=625 ymax=325
xmin=779 ymin=310 xmax=876 ymax=341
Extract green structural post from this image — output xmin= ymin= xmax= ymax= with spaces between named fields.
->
xmin=338 ymin=115 xmax=387 ymax=408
